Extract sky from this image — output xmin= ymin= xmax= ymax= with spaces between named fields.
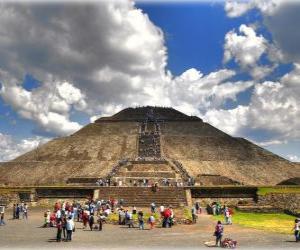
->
xmin=0 ymin=0 xmax=300 ymax=162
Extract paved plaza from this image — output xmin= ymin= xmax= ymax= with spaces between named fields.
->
xmin=0 ymin=208 xmax=298 ymax=249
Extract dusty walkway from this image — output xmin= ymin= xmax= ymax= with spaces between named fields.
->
xmin=0 ymin=208 xmax=298 ymax=249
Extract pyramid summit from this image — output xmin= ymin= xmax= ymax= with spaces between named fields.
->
xmin=0 ymin=106 xmax=299 ymax=187
xmin=95 ymin=106 xmax=201 ymax=122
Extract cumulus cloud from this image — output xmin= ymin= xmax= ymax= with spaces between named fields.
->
xmin=225 ymin=0 xmax=300 ymax=64
xmin=204 ymin=63 xmax=300 ymax=142
xmin=223 ymin=24 xmax=276 ymax=79
xmin=0 ymin=1 xmax=252 ymax=132
xmin=169 ymin=68 xmax=253 ymax=115
xmin=225 ymin=0 xmax=282 ymax=18
xmin=0 ymin=133 xmax=49 ymax=162
xmin=0 ymin=72 xmax=86 ymax=136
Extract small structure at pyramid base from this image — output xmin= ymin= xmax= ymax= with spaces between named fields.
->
xmin=0 ymin=106 xmax=299 ymax=207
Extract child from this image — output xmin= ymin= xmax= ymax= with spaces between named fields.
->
xmin=148 ymin=214 xmax=155 ymax=229
xmin=138 ymin=211 xmax=144 ymax=230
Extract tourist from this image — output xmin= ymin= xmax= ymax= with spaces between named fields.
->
xmin=50 ymin=212 xmax=56 ymax=227
xmin=56 ymin=218 xmax=63 ymax=242
xmin=162 ymin=207 xmax=171 ymax=228
xmin=138 ymin=210 xmax=144 ymax=230
xmin=132 ymin=206 xmax=137 ymax=215
xmin=224 ymin=207 xmax=229 ymax=224
xmin=228 ymin=207 xmax=233 ymax=225
xmin=0 ymin=212 xmax=5 ymax=226
xmin=169 ymin=206 xmax=174 ymax=227
xmin=98 ymin=214 xmax=104 ymax=231
xmin=73 ymin=206 xmax=78 ymax=221
xmin=89 ymin=214 xmax=94 ymax=231
xmin=66 ymin=216 xmax=74 ymax=242
xmin=118 ymin=207 xmax=125 ymax=225
xmin=16 ymin=204 xmax=20 ymax=219
xmin=12 ymin=204 xmax=16 ymax=219
xmin=62 ymin=216 xmax=67 ymax=239
xmin=23 ymin=203 xmax=28 ymax=219
xmin=191 ymin=205 xmax=197 ymax=224
xmin=126 ymin=210 xmax=134 ymax=228
xmin=212 ymin=203 xmax=216 ymax=216
xmin=20 ymin=202 xmax=24 ymax=219
xmin=224 ymin=207 xmax=232 ymax=225
xmin=214 ymin=221 xmax=224 ymax=247
xmin=195 ymin=201 xmax=201 ymax=214
xmin=160 ymin=205 xmax=165 ymax=216
xmin=148 ymin=213 xmax=155 ymax=229
xmin=44 ymin=210 xmax=51 ymax=227
xmin=293 ymin=219 xmax=300 ymax=242
xmin=150 ymin=202 xmax=156 ymax=213
xmin=82 ymin=210 xmax=89 ymax=229
xmin=216 ymin=203 xmax=221 ymax=215
xmin=56 ymin=208 xmax=62 ymax=220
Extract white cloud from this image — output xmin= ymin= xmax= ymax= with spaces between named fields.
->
xmin=0 ymin=75 xmax=85 ymax=136
xmin=0 ymin=1 xmax=253 ymax=135
xmin=225 ymin=0 xmax=300 ymax=64
xmin=0 ymin=133 xmax=49 ymax=162
xmin=203 ymin=63 xmax=300 ymax=141
xmin=223 ymin=24 xmax=276 ymax=79
xmin=225 ymin=0 xmax=282 ymax=18
xmin=203 ymin=105 xmax=249 ymax=135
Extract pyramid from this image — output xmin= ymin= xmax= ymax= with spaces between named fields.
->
xmin=0 ymin=106 xmax=299 ymax=186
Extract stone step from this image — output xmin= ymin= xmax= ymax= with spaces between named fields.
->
xmin=94 ymin=187 xmax=187 ymax=207
xmin=115 ymin=171 xmax=176 ymax=178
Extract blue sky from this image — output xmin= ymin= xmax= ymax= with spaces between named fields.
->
xmin=0 ymin=0 xmax=299 ymax=162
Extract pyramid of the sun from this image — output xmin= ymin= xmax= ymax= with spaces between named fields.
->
xmin=0 ymin=106 xmax=299 ymax=186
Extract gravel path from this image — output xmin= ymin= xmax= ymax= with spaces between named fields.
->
xmin=0 ymin=208 xmax=298 ymax=249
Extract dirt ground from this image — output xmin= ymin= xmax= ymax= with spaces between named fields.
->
xmin=0 ymin=208 xmax=299 ymax=249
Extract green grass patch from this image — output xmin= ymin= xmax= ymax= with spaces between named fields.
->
xmin=257 ymin=186 xmax=300 ymax=196
xmin=212 ymin=211 xmax=296 ymax=234
xmin=107 ymin=211 xmax=160 ymax=224
xmin=183 ymin=207 xmax=192 ymax=221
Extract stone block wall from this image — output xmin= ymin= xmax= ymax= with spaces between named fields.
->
xmin=257 ymin=193 xmax=300 ymax=213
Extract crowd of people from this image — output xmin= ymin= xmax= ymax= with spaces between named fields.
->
xmin=1 ymin=198 xmax=300 ymax=247
xmin=138 ymin=133 xmax=161 ymax=158
xmin=207 ymin=202 xmax=234 ymax=225
xmin=12 ymin=203 xmax=28 ymax=220
xmin=41 ymin=198 xmax=180 ymax=243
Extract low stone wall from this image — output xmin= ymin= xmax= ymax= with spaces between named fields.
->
xmin=193 ymin=197 xmax=254 ymax=207
xmin=257 ymin=193 xmax=300 ymax=213
xmin=191 ymin=186 xmax=257 ymax=199
xmin=0 ymin=192 xmax=20 ymax=208
xmin=237 ymin=205 xmax=282 ymax=213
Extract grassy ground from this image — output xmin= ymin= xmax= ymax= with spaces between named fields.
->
xmin=106 ymin=207 xmax=192 ymax=224
xmin=212 ymin=211 xmax=296 ymax=234
xmin=107 ymin=211 xmax=161 ymax=224
xmin=257 ymin=186 xmax=300 ymax=196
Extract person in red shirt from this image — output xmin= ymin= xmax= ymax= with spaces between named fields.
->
xmin=162 ymin=207 xmax=171 ymax=228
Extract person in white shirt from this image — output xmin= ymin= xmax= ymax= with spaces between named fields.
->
xmin=56 ymin=209 xmax=61 ymax=219
xmin=66 ymin=217 xmax=74 ymax=241
xmin=160 ymin=205 xmax=164 ymax=216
